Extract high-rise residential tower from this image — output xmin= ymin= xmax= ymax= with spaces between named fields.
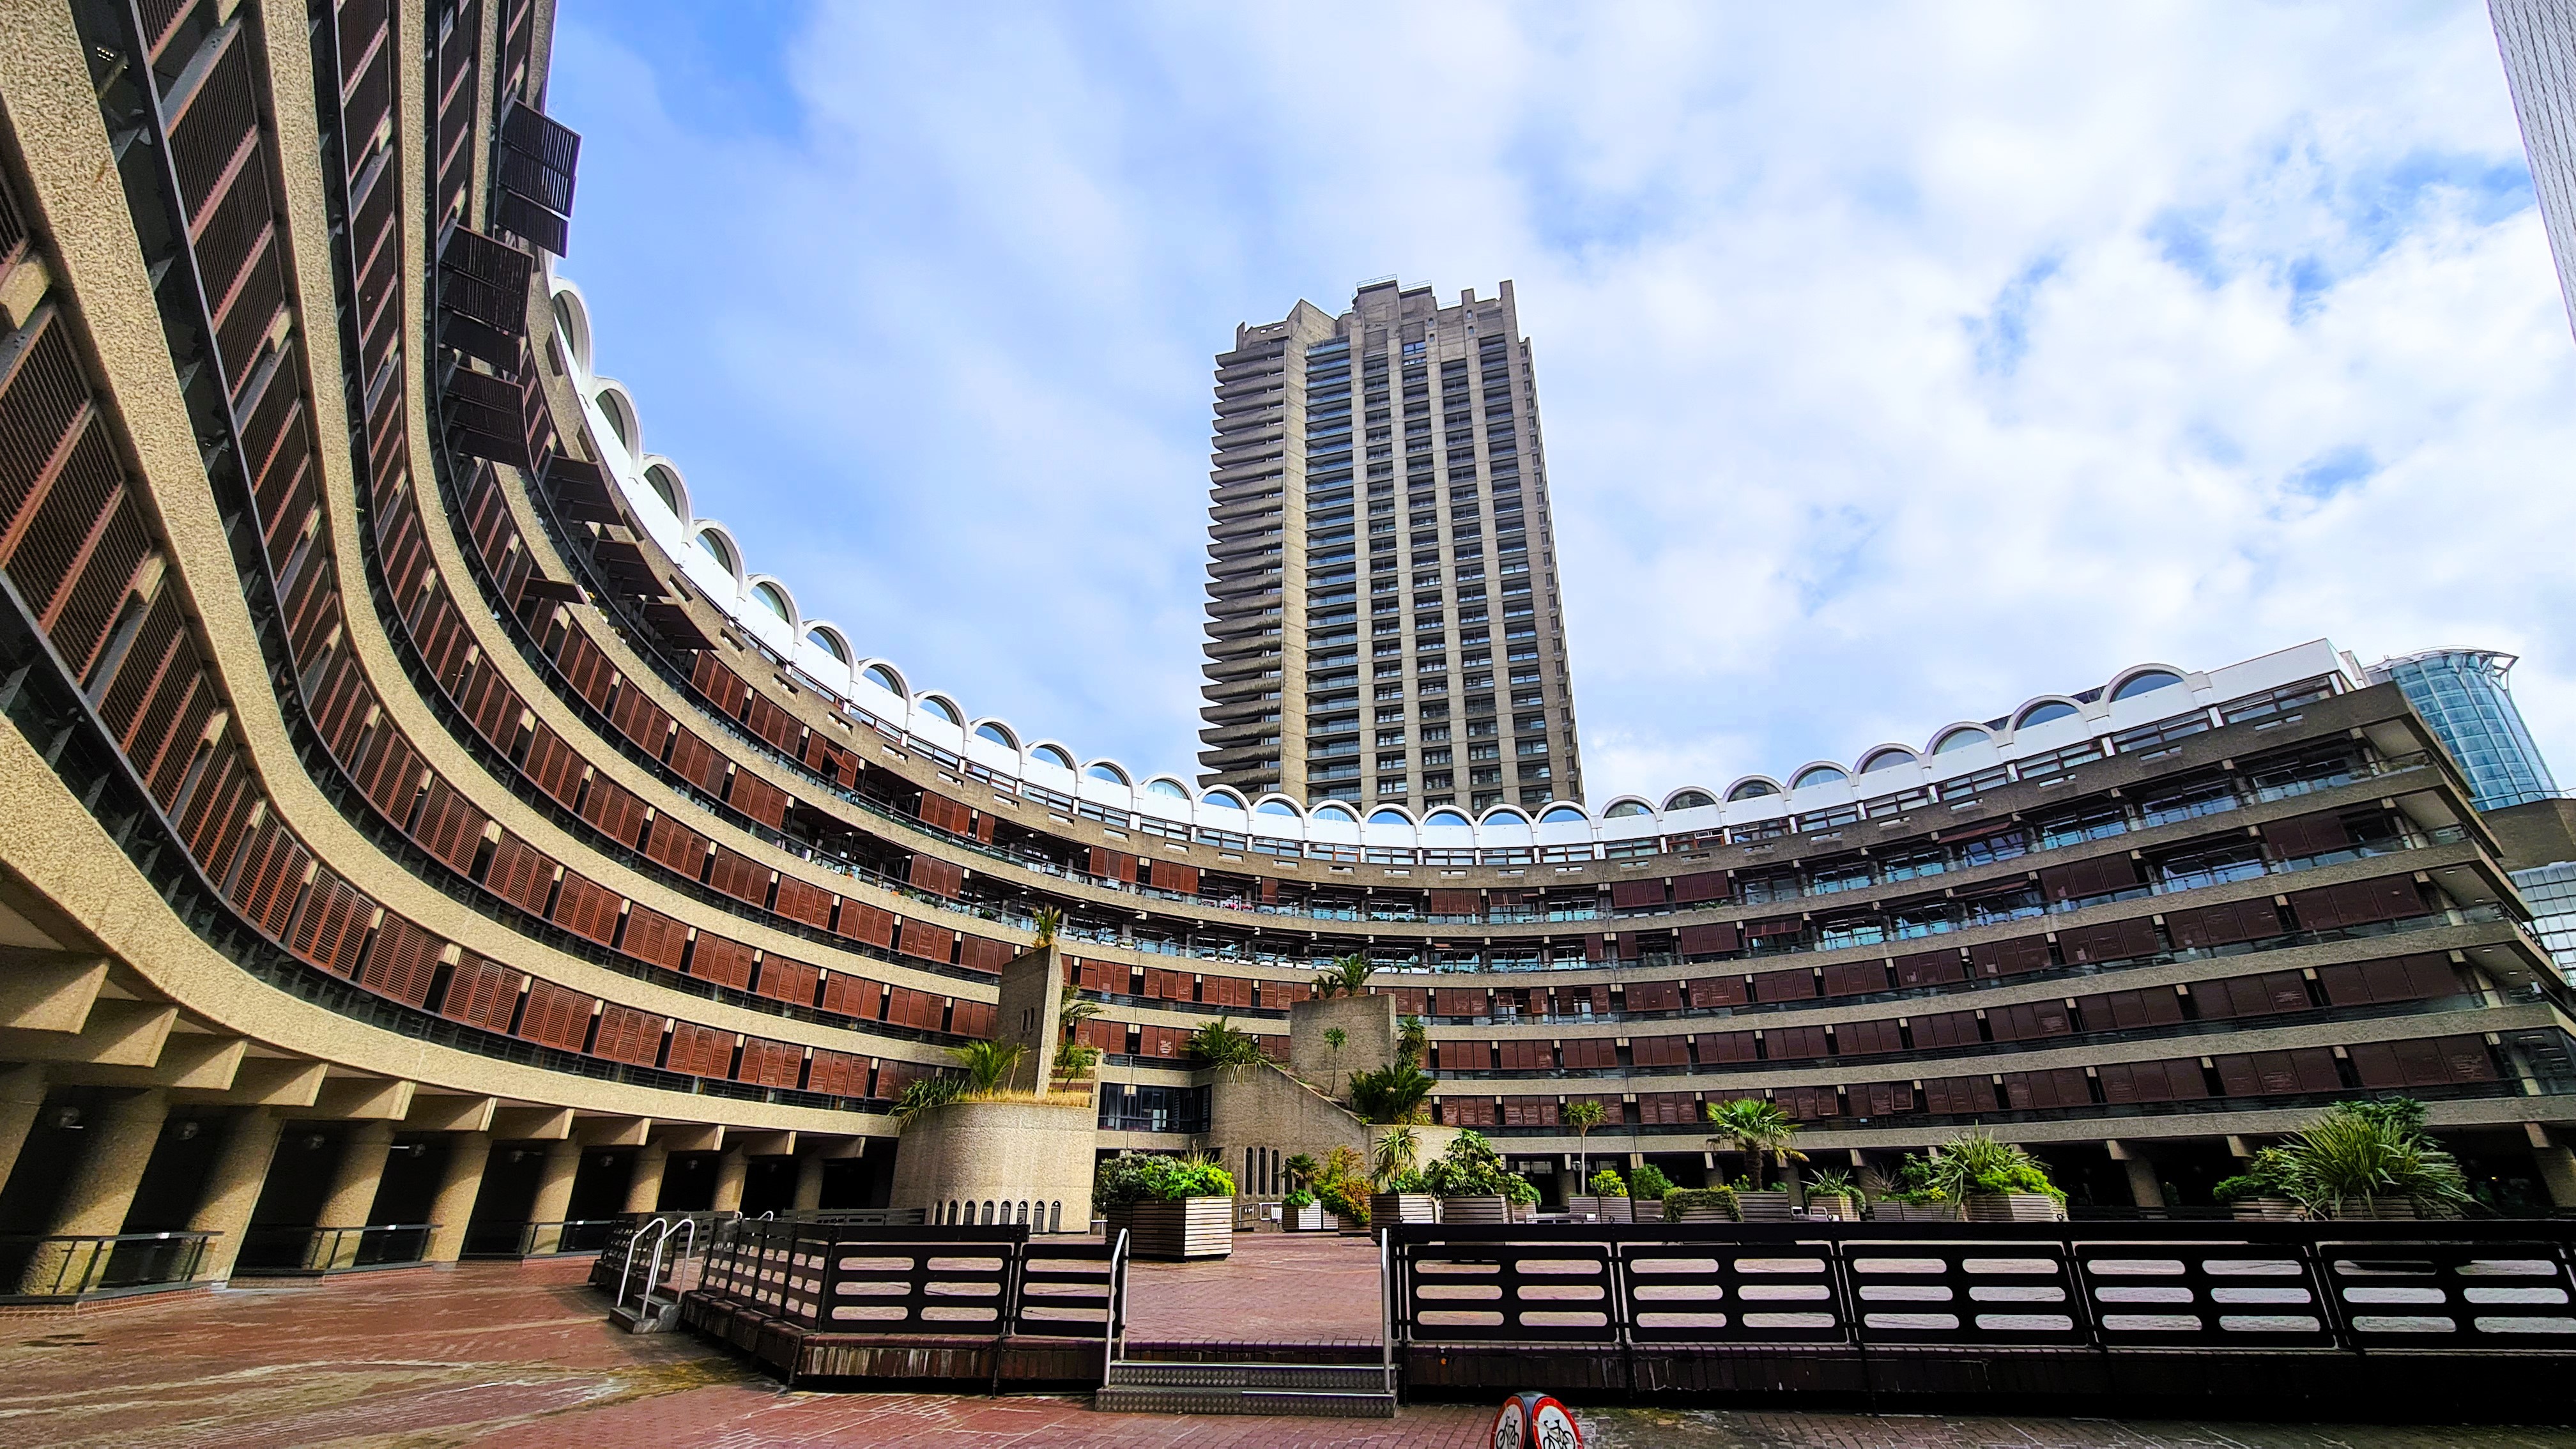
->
xmin=2491 ymin=0 xmax=2576 ymax=341
xmin=1198 ymin=280 xmax=1584 ymax=813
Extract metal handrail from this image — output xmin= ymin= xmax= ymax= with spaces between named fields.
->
xmin=1102 ymin=1227 xmax=1131 ymax=1388
xmin=0 ymin=1231 xmax=215 ymax=1299
xmin=617 ymin=1216 xmax=673 ymax=1311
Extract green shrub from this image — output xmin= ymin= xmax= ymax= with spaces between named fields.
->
xmin=1092 ymin=1152 xmax=1238 ymax=1208
xmin=1803 ymin=1169 xmax=1855 ymax=1198
xmin=1284 ymin=1188 xmax=1316 ymax=1209
xmin=1503 ymin=1174 xmax=1540 ymax=1206
xmin=1628 ymin=1164 xmax=1674 ymax=1201
xmin=1588 ymin=1168 xmax=1629 ymax=1198
xmin=1423 ymin=1130 xmax=1524 ymax=1199
xmin=2269 ymin=1098 xmax=2469 ymax=1215
xmin=2212 ymin=1174 xmax=2275 ymax=1205
xmin=1189 ymin=1018 xmax=1266 ymax=1067
xmin=1920 ymin=1130 xmax=2066 ymax=1202
xmin=1660 ymin=1186 xmax=1739 ymax=1219
xmin=1350 ymin=1063 xmax=1436 ymax=1124
xmin=1317 ymin=1180 xmax=1369 ymax=1224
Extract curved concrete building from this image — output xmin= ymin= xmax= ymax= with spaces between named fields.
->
xmin=0 ymin=0 xmax=2573 ymax=1299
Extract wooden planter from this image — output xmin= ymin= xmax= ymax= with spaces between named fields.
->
xmin=1870 ymin=1200 xmax=1964 ymax=1222
xmin=1804 ymin=1193 xmax=1859 ymax=1222
xmin=2229 ymin=1197 xmax=2304 ymax=1222
xmin=1666 ymin=1202 xmax=1738 ymax=1223
xmin=1735 ymin=1190 xmax=1796 ymax=1222
xmin=1633 ymin=1199 xmax=1666 ymax=1223
xmin=1284 ymin=1202 xmax=1326 ymax=1231
xmin=1125 ymin=1197 xmax=1234 ymax=1260
xmin=1438 ymin=1194 xmax=1510 ymax=1225
xmin=2330 ymin=1195 xmax=2451 ymax=1220
xmin=1369 ymin=1193 xmax=1439 ymax=1227
xmin=1965 ymin=1192 xmax=2066 ymax=1223
xmin=1564 ymin=1195 xmax=1633 ymax=1223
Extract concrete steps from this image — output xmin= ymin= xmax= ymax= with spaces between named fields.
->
xmin=606 ymin=1294 xmax=682 ymax=1334
xmin=1095 ymin=1359 xmax=1395 ymax=1418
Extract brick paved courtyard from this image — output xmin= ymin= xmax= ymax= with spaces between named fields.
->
xmin=0 ymin=1254 xmax=2571 ymax=1448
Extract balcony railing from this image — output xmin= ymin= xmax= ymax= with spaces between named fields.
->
xmin=461 ymin=1218 xmax=620 ymax=1259
xmin=0 ymin=1232 xmax=213 ymax=1301
xmin=234 ymin=1223 xmax=438 ymax=1276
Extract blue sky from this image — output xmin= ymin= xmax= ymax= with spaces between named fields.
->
xmin=546 ymin=1 xmax=2576 ymax=799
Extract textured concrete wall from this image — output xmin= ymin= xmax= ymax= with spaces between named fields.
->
xmin=995 ymin=947 xmax=1064 ymax=1095
xmin=1290 ymin=994 xmax=1396 ymax=1094
xmin=889 ymin=1099 xmax=1095 ymax=1229
xmin=1204 ymin=1061 xmax=1461 ymax=1195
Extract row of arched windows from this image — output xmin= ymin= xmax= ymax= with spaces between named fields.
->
xmin=940 ymin=1199 xmax=1065 ymax=1232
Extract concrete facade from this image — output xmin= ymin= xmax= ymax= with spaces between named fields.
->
xmin=1288 ymin=993 xmax=1398 ymax=1095
xmin=888 ymin=1099 xmax=1096 ymax=1231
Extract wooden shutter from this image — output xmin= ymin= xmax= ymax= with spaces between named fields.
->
xmin=772 ymin=875 xmax=833 ymax=929
xmin=706 ymin=847 xmax=770 ymax=905
xmin=549 ymin=872 xmax=622 ymax=946
xmin=516 ymin=981 xmax=594 ymax=1052
xmin=1676 ymin=922 xmax=1739 ymax=958
xmin=1672 ymin=871 xmax=1727 ymax=904
xmin=1968 ymin=936 xmax=2052 ymax=976
xmin=908 ymin=855 xmax=965 ymax=898
xmin=688 ymin=933 xmax=755 ymax=990
xmin=441 ymin=953 xmax=521 ymax=1033
xmin=356 ymin=915 xmax=441 ymax=1008
xmin=592 ymin=1004 xmax=665 ymax=1066
xmin=1820 ymin=960 xmax=1889 ymax=996
xmin=1892 ymin=949 xmax=1964 ymax=987
xmin=832 ymin=899 xmax=896 ymax=948
xmin=1610 ymin=879 xmax=1666 ymax=909
xmin=618 ymin=904 xmax=687 ymax=970
xmin=2058 ymin=917 xmax=2157 ymax=965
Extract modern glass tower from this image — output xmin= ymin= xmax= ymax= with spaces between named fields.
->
xmin=2491 ymin=0 xmax=2576 ymax=342
xmin=2368 ymin=649 xmax=2561 ymax=810
xmin=1197 ymin=280 xmax=1584 ymax=813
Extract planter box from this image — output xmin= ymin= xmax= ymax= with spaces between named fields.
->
xmin=1126 ymin=1197 xmax=1233 ymax=1260
xmin=1666 ymin=1202 xmax=1738 ymax=1223
xmin=1965 ymin=1192 xmax=2066 ymax=1223
xmin=1869 ymin=1201 xmax=1964 ymax=1222
xmin=1284 ymin=1202 xmax=1327 ymax=1231
xmin=1564 ymin=1195 xmax=1634 ymax=1223
xmin=2229 ymin=1197 xmax=2304 ymax=1222
xmin=2329 ymin=1195 xmax=2453 ymax=1220
xmin=1803 ymin=1194 xmax=1859 ymax=1222
xmin=1633 ymin=1199 xmax=1666 ymax=1223
xmin=1369 ymin=1193 xmax=1439 ymax=1227
xmin=1735 ymin=1190 xmax=1796 ymax=1222
xmin=1438 ymin=1194 xmax=1511 ymax=1225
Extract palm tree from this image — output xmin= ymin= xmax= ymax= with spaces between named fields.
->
xmin=1190 ymin=1016 xmax=1266 ymax=1068
xmin=1348 ymin=1062 xmax=1436 ymax=1124
xmin=1323 ymin=1026 xmax=1348 ymax=1094
xmin=1395 ymin=1014 xmax=1429 ymax=1068
xmin=1312 ymin=953 xmax=1374 ymax=999
xmin=1283 ymin=1153 xmax=1320 ymax=1194
xmin=1704 ymin=1098 xmax=1805 ymax=1191
xmin=1031 ymin=905 xmax=1062 ymax=947
xmin=950 ymin=1039 xmax=1025 ymax=1095
xmin=1561 ymin=1099 xmax=1608 ymax=1187
xmin=1372 ymin=1125 xmax=1421 ymax=1189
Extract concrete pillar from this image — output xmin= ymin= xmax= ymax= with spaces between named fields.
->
xmin=525 ymin=1138 xmax=582 ymax=1254
xmin=423 ymin=1131 xmax=492 ymax=1264
xmin=792 ymin=1153 xmax=825 ymax=1212
xmin=2534 ymin=1144 xmax=2576 ymax=1209
xmin=188 ymin=1108 xmax=282 ymax=1283
xmin=622 ymin=1142 xmax=668 ymax=1214
xmin=0 ymin=1062 xmax=49 ymax=1190
xmin=18 ymin=1088 xmax=169 ymax=1294
xmin=711 ymin=1147 xmax=747 ymax=1213
xmin=313 ymin=1121 xmax=395 ymax=1267
xmin=2118 ymin=1153 xmax=2165 ymax=1209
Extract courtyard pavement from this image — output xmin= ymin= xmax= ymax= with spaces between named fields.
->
xmin=0 ymin=1245 xmax=2568 ymax=1448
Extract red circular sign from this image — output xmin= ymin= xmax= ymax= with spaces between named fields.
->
xmin=1490 ymin=1393 xmax=1582 ymax=1449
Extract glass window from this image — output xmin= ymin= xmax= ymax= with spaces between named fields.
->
xmin=919 ymin=696 xmax=962 ymax=725
xmin=1145 ymin=778 xmax=1189 ymax=799
xmin=2016 ymin=700 xmax=2080 ymax=729
xmin=2110 ymin=670 xmax=2185 ymax=702
xmin=1086 ymin=763 xmax=1129 ymax=785
xmin=696 ymin=530 xmax=736 ymax=574
xmin=974 ymin=721 xmax=1014 ymax=749
xmin=1726 ymin=780 xmax=1779 ymax=802
xmin=752 ymin=583 xmax=791 ymax=622
xmin=643 ymin=464 xmax=683 ymax=516
xmin=1664 ymin=790 xmax=1715 ymax=810
xmin=1931 ymin=727 xmax=1989 ymax=754
xmin=806 ymin=628 xmax=848 ymax=663
xmin=1031 ymin=744 xmax=1074 ymax=770
xmin=1791 ymin=765 xmax=1848 ymax=788
xmin=862 ymin=663 xmax=903 ymax=694
xmin=1605 ymin=800 xmax=1652 ymax=818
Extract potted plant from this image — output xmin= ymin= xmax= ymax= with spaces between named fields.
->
xmin=1423 ymin=1131 xmax=1528 ymax=1223
xmin=1563 ymin=1099 xmax=1609 ymax=1192
xmin=1190 ymin=1016 xmax=1268 ymax=1069
xmin=2213 ymin=1149 xmax=2304 ymax=1221
xmin=1314 ymin=1146 xmax=1372 ymax=1231
xmin=1367 ymin=1126 xmax=1439 ymax=1225
xmin=1096 ymin=1153 xmax=1238 ymax=1259
xmin=1570 ymin=1167 xmax=1635 ymax=1223
xmin=1869 ymin=1158 xmax=1962 ymax=1221
xmin=1661 ymin=1186 xmax=1741 ymax=1222
xmin=1628 ymin=1163 xmax=1673 ymax=1222
xmin=1801 ymin=1169 xmax=1860 ymax=1222
xmin=2272 ymin=1098 xmax=2470 ymax=1220
xmin=1920 ymin=1131 xmax=2067 ymax=1222
xmin=1282 ymin=1188 xmax=1326 ymax=1231
xmin=1705 ymin=1099 xmax=1805 ymax=1221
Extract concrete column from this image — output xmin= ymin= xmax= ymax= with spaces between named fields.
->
xmin=622 ymin=1142 xmax=668 ymax=1214
xmin=792 ymin=1153 xmax=825 ymax=1212
xmin=188 ymin=1108 xmax=282 ymax=1283
xmin=313 ymin=1121 xmax=396 ymax=1266
xmin=424 ymin=1131 xmax=492 ymax=1264
xmin=18 ymin=1088 xmax=169 ymax=1294
xmin=525 ymin=1139 xmax=582 ymax=1254
xmin=2122 ymin=1156 xmax=2166 ymax=1210
xmin=711 ymin=1147 xmax=747 ymax=1213
xmin=0 ymin=1062 xmax=50 ymax=1190
xmin=2535 ymin=1144 xmax=2576 ymax=1209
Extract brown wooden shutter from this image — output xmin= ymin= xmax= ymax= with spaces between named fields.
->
xmin=2058 ymin=917 xmax=2157 ymax=964
xmin=592 ymin=1005 xmax=666 ymax=1066
xmin=577 ymin=776 xmax=648 ymax=847
xmin=548 ymin=873 xmax=622 ymax=946
xmin=706 ymin=847 xmax=770 ymax=905
xmin=1610 ymin=879 xmax=1666 ymax=909
xmin=356 ymin=916 xmax=441 ymax=1009
xmin=440 ymin=954 xmax=522 ymax=1033
xmin=1149 ymin=859 xmax=1200 ymax=894
xmin=1820 ymin=960 xmax=1889 ymax=996
xmin=728 ymin=772 xmax=789 ymax=829
xmin=516 ymin=981 xmax=594 ymax=1052
xmin=756 ymin=955 xmax=820 ymax=1007
xmin=908 ymin=855 xmax=965 ymax=898
xmin=1968 ymin=935 xmax=2052 ymax=976
xmin=616 ymin=903 xmax=686 ymax=969
xmin=2288 ymin=877 xmax=2423 ymax=931
xmin=2262 ymin=809 xmax=2354 ymax=860
xmin=772 ymin=875 xmax=833 ymax=929
xmin=288 ymin=872 xmax=372 ymax=975
xmin=832 ymin=899 xmax=896 ymax=948
xmin=482 ymin=835 xmax=556 ymax=916
xmin=1677 ymin=922 xmax=1739 ymax=958
xmin=689 ymin=933 xmax=755 ymax=990
xmin=1892 ymin=949 xmax=1965 ymax=987
xmin=1671 ymin=871 xmax=1727 ymax=904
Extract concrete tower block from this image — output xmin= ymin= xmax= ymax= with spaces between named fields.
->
xmin=1291 ymin=993 xmax=1397 ymax=1092
xmin=994 ymin=945 xmax=1064 ymax=1096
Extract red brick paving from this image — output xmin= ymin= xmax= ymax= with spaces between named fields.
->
xmin=1125 ymin=1230 xmax=1387 ymax=1346
xmin=0 ymin=1255 xmax=2564 ymax=1448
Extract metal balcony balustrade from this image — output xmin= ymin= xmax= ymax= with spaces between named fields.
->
xmin=234 ymin=1223 xmax=438 ymax=1275
xmin=0 ymin=1232 xmax=214 ymax=1301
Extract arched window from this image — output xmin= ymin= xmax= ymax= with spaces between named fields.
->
xmin=1539 ymin=805 xmax=1588 ymax=824
xmin=1031 ymin=744 xmax=1074 ymax=770
xmin=1606 ymin=799 xmax=1653 ymax=818
xmin=806 ymin=627 xmax=849 ymax=663
xmin=597 ymin=388 xmax=637 ymax=453
xmin=1313 ymin=802 xmax=1359 ymax=822
xmin=1791 ymin=765 xmax=1848 ymax=788
xmin=2016 ymin=700 xmax=2080 ymax=729
xmin=1202 ymin=788 xmax=1246 ymax=811
xmin=1255 ymin=799 xmax=1299 ymax=817
xmin=1859 ymin=748 xmax=1916 ymax=774
xmin=1931 ymin=726 xmax=1988 ymax=755
xmin=1086 ymin=762 xmax=1129 ymax=785
xmin=974 ymin=722 xmax=1015 ymax=749
xmin=2110 ymin=670 xmax=2185 ymax=702
xmin=918 ymin=695 xmax=962 ymax=725
xmin=751 ymin=582 xmax=792 ymax=622
xmin=1145 ymin=778 xmax=1189 ymax=799
xmin=1726 ymin=780 xmax=1779 ymax=802
xmin=550 ymin=295 xmax=585 ymax=370
xmin=861 ymin=663 xmax=904 ymax=695
xmin=695 ymin=530 xmax=736 ymax=576
xmin=1368 ymin=808 xmax=1413 ymax=827
xmin=1664 ymin=790 xmax=1715 ymax=810
xmin=643 ymin=463 xmax=683 ymax=517
xmin=1425 ymin=809 xmax=1471 ymax=827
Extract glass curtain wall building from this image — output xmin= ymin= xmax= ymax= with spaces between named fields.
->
xmin=1197 ymin=281 xmax=1584 ymax=813
xmin=2369 ymin=650 xmax=2560 ymax=811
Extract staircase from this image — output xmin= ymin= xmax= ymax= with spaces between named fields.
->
xmin=1096 ymin=1358 xmax=1397 ymax=1418
xmin=606 ymin=1292 xmax=682 ymax=1334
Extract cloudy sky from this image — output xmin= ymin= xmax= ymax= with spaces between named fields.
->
xmin=546 ymin=1 xmax=2576 ymax=802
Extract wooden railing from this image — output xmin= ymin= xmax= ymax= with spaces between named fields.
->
xmin=692 ymin=1220 xmax=1121 ymax=1340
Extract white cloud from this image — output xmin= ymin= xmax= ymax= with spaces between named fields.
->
xmin=548 ymin=0 xmax=2576 ymax=800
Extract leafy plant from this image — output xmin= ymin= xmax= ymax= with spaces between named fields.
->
xmin=2268 ymin=1098 xmax=2471 ymax=1216
xmin=1628 ymin=1163 xmax=1674 ymax=1202
xmin=1703 ymin=1098 xmax=1806 ymax=1191
xmin=1918 ymin=1130 xmax=2066 ymax=1203
xmin=1324 ymin=1027 xmax=1348 ymax=1052
xmin=1312 ymin=953 xmax=1376 ymax=999
xmin=1031 ymin=905 xmax=1062 ymax=947
xmin=1283 ymin=1153 xmax=1320 ymax=1193
xmin=1093 ymin=1151 xmax=1239 ymax=1208
xmin=951 ymin=1039 xmax=1025 ymax=1094
xmin=1312 ymin=1145 xmax=1373 ymax=1224
xmin=1051 ymin=1041 xmax=1101 ymax=1083
xmin=1372 ymin=1125 xmax=1423 ymax=1188
xmin=1059 ymin=982 xmax=1101 ymax=1034
xmin=1190 ymin=1016 xmax=1266 ymax=1068
xmin=1662 ymin=1186 xmax=1740 ymax=1220
xmin=892 ymin=1074 xmax=963 ymax=1126
xmin=1589 ymin=1168 xmax=1629 ymax=1198
xmin=1396 ymin=1015 xmax=1429 ymax=1068
xmin=1423 ymin=1130 xmax=1526 ymax=1199
xmin=1561 ymin=1098 xmax=1609 ymax=1184
xmin=1318 ymin=1179 xmax=1370 ymax=1224
xmin=1284 ymin=1188 xmax=1316 ymax=1209
xmin=1349 ymin=1062 xmax=1436 ymax=1124
xmin=1803 ymin=1168 xmax=1856 ymax=1199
